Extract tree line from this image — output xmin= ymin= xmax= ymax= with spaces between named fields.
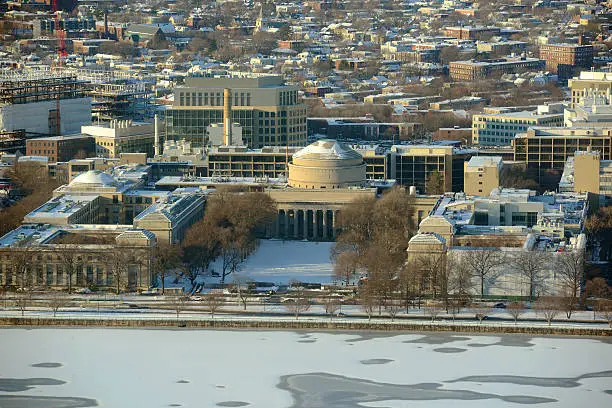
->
xmin=331 ymin=187 xmax=611 ymax=322
xmin=153 ymin=190 xmax=277 ymax=294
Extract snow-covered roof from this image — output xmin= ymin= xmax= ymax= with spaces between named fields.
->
xmin=70 ymin=170 xmax=117 ymax=188
xmin=293 ymin=139 xmax=362 ymax=161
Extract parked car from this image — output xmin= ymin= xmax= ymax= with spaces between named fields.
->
xmin=493 ymin=302 xmax=506 ymax=309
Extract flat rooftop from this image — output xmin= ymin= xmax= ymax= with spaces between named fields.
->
xmin=25 ymin=194 xmax=99 ymax=220
xmin=155 ymin=176 xmax=288 ymax=187
xmin=0 ymin=224 xmax=62 ymax=248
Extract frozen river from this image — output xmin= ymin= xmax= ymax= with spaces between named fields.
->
xmin=0 ymin=328 xmax=611 ymax=408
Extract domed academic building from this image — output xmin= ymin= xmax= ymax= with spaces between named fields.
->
xmin=267 ymin=140 xmax=377 ymax=240
xmin=287 ymin=140 xmax=366 ymax=189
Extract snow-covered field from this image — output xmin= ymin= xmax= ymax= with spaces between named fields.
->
xmin=220 ymin=239 xmax=335 ymax=284
xmin=1 ymin=328 xmax=610 ymax=408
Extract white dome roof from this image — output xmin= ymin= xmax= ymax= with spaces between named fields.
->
xmin=70 ymin=170 xmax=117 ymax=187
xmin=293 ymin=139 xmax=362 ymax=161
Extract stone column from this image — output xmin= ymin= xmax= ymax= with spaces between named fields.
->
xmin=302 ymin=210 xmax=307 ymax=239
xmin=293 ymin=210 xmax=299 ymax=238
xmin=322 ymin=210 xmax=328 ymax=240
xmin=284 ymin=210 xmax=289 ymax=238
xmin=330 ymin=211 xmax=335 ymax=239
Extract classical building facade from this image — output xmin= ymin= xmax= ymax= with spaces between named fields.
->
xmin=0 ymin=227 xmax=155 ymax=291
xmin=266 ymin=140 xmax=439 ymax=241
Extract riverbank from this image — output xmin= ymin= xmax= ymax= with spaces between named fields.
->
xmin=1 ymin=313 xmax=610 ymax=336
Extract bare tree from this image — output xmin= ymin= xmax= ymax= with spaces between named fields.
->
xmin=359 ymin=281 xmax=377 ymax=321
xmin=152 ymin=243 xmax=183 ymax=295
xmin=507 ymin=301 xmax=525 ymax=324
xmin=15 ymin=291 xmax=31 ymax=316
xmin=323 ymin=292 xmax=341 ymax=320
xmin=399 ymin=260 xmax=425 ymax=312
xmin=171 ymin=296 xmax=187 ymax=319
xmin=425 ymin=170 xmax=445 ymax=195
xmin=462 ymin=249 xmax=505 ymax=299
xmin=231 ymin=275 xmax=253 ymax=311
xmin=472 ymin=303 xmax=489 ymax=324
xmin=56 ymin=235 xmax=85 ymax=294
xmin=426 ymin=301 xmax=441 ymax=322
xmin=48 ymin=293 xmax=69 ymax=317
xmin=106 ymin=247 xmax=131 ymax=295
xmin=596 ymin=299 xmax=612 ymax=327
xmin=182 ymin=218 xmax=220 ymax=284
xmin=334 ymin=187 xmax=416 ymax=271
xmin=204 ymin=292 xmax=224 ymax=319
xmin=415 ymin=251 xmax=448 ymax=307
xmin=447 ymin=297 xmax=463 ymax=322
xmin=583 ymin=277 xmax=610 ymax=320
xmin=11 ymin=245 xmax=34 ymax=291
xmin=447 ymin=253 xmax=475 ymax=301
xmin=555 ymin=250 xmax=584 ymax=318
xmin=513 ymin=251 xmax=548 ymax=301
xmin=202 ymin=192 xmax=276 ymax=284
xmin=284 ymin=283 xmax=312 ymax=320
xmin=385 ymin=298 xmax=402 ymax=321
xmin=535 ymin=296 xmax=561 ymax=326
xmin=331 ymin=249 xmax=359 ymax=285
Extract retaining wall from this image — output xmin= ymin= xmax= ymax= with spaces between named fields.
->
xmin=0 ymin=317 xmax=609 ymax=336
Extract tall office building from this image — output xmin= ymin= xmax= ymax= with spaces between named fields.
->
xmin=165 ymin=73 xmax=307 ymax=148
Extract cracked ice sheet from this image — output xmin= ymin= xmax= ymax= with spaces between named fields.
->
xmin=0 ymin=329 xmax=610 ymax=408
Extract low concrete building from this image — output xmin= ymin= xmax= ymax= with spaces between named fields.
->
xmin=464 ymin=156 xmax=503 ymax=197
xmin=410 ymin=190 xmax=588 ymax=297
xmin=472 ymin=104 xmax=565 ymax=146
xmin=560 ymin=149 xmax=612 ymax=205
xmin=81 ymin=120 xmax=156 ymax=159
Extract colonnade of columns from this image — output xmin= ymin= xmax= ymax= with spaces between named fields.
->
xmin=0 ymin=263 xmax=147 ymax=290
xmin=274 ymin=208 xmax=340 ymax=241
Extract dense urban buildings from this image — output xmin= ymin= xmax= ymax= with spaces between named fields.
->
xmin=0 ymin=0 xmax=610 ymax=310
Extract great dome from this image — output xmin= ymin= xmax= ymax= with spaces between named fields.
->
xmin=69 ymin=170 xmax=118 ymax=188
xmin=292 ymin=139 xmax=362 ymax=164
xmin=288 ymin=140 xmax=366 ymax=189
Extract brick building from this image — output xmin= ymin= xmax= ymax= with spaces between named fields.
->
xmin=539 ymin=44 xmax=594 ymax=81
xmin=26 ymin=134 xmax=95 ymax=163
xmin=443 ymin=26 xmax=501 ymax=40
xmin=449 ymin=57 xmax=545 ymax=81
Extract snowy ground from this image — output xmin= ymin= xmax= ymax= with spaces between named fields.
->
xmin=233 ymin=240 xmax=335 ymax=285
xmin=0 ymin=329 xmax=610 ymax=408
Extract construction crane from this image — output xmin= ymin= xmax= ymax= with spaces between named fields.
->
xmin=52 ymin=0 xmax=67 ymax=136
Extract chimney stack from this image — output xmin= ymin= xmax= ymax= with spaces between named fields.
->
xmin=154 ymin=114 xmax=160 ymax=156
xmin=223 ymin=88 xmax=232 ymax=146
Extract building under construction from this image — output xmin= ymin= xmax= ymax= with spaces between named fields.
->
xmin=64 ymin=68 xmax=153 ymax=122
xmin=89 ymin=82 xmax=151 ymax=121
xmin=0 ymin=70 xmax=91 ymax=136
xmin=0 ymin=129 xmax=27 ymax=154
